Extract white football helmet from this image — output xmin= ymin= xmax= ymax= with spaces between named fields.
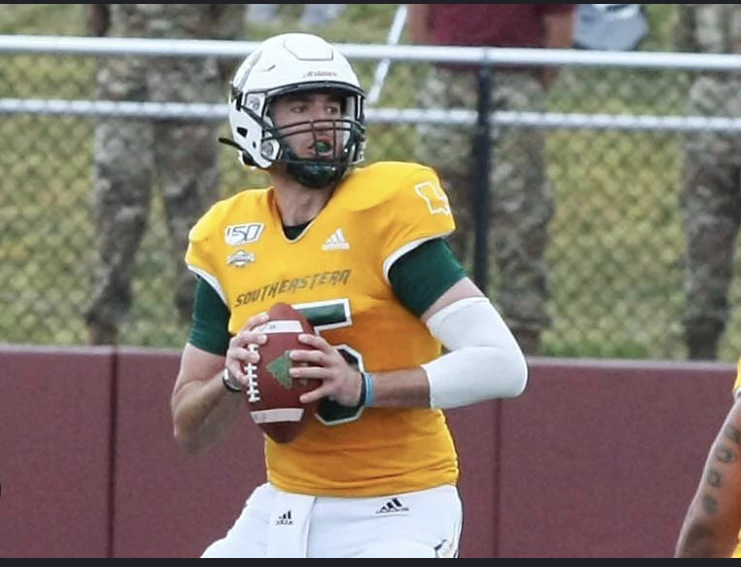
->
xmin=221 ymin=33 xmax=367 ymax=189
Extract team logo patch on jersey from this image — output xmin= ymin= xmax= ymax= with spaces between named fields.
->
xmin=322 ymin=228 xmax=350 ymax=251
xmin=225 ymin=223 xmax=265 ymax=246
xmin=415 ymin=181 xmax=451 ymax=216
xmin=227 ymin=250 xmax=256 ymax=268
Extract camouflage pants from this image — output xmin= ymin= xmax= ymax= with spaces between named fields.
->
xmin=416 ymin=67 xmax=555 ymax=334
xmin=680 ymin=77 xmax=741 ymax=344
xmin=84 ymin=55 xmax=223 ymax=330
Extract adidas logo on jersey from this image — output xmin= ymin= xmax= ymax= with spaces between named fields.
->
xmin=322 ymin=228 xmax=350 ymax=251
xmin=275 ymin=510 xmax=293 ymax=526
xmin=375 ymin=497 xmax=409 ymax=515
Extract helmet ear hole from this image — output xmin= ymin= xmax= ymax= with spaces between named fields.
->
xmin=261 ymin=140 xmax=280 ymax=161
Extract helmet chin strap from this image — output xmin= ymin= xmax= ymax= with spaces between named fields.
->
xmin=283 ymin=146 xmax=347 ymax=190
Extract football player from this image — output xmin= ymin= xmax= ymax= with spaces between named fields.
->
xmin=675 ymin=359 xmax=741 ymax=558
xmin=170 ymin=32 xmax=528 ymax=558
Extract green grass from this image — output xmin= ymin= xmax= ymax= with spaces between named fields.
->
xmin=3 ymin=5 xmax=741 ymax=361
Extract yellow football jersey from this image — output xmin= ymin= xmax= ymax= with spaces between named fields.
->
xmin=186 ymin=161 xmax=461 ymax=497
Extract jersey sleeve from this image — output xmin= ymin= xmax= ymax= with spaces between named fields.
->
xmin=375 ymin=165 xmax=457 ymax=281
xmin=185 ymin=203 xmax=227 ymax=305
xmin=389 ymin=238 xmax=467 ymax=317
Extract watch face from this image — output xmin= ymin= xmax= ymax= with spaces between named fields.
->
xmin=223 ymin=368 xmax=243 ymax=392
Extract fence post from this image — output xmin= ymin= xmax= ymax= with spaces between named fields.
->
xmin=473 ymin=64 xmax=493 ymax=292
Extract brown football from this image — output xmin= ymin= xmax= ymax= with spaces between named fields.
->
xmin=243 ymin=302 xmax=321 ymax=444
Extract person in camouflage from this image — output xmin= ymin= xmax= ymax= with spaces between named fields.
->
xmin=675 ymin=5 xmax=741 ymax=360
xmin=407 ymin=5 xmax=576 ymax=355
xmin=83 ymin=4 xmax=244 ymax=345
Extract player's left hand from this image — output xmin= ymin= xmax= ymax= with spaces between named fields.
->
xmin=289 ymin=334 xmax=363 ymax=407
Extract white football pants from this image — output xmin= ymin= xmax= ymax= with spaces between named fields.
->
xmin=201 ymin=482 xmax=462 ymax=558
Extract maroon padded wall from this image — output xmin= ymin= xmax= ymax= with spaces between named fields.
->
xmin=0 ymin=346 xmax=114 ymax=558
xmin=496 ymin=358 xmax=734 ymax=558
xmin=445 ymin=403 xmax=500 ymax=558
xmin=111 ymin=348 xmax=266 ymax=558
xmin=0 ymin=346 xmax=736 ymax=558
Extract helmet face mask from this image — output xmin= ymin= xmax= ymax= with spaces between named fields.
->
xmin=224 ymin=33 xmax=367 ymax=189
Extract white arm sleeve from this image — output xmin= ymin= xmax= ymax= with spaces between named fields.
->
xmin=421 ymin=297 xmax=528 ymax=409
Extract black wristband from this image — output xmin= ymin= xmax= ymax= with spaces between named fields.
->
xmin=222 ymin=368 xmax=243 ymax=393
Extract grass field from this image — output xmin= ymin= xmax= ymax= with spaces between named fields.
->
xmin=3 ymin=5 xmax=741 ymax=361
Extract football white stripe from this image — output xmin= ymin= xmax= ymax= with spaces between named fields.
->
xmin=254 ymin=320 xmax=303 ymax=334
xmin=250 ymin=408 xmax=304 ymax=424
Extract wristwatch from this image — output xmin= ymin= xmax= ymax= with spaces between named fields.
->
xmin=222 ymin=367 xmax=244 ymax=393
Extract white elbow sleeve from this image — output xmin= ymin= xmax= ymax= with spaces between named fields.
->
xmin=421 ymin=297 xmax=528 ymax=409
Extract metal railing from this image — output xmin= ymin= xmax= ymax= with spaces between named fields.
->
xmin=3 ymin=34 xmax=741 ymax=360
xmin=2 ymin=34 xmax=741 ymax=131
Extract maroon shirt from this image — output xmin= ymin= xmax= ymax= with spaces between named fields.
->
xmin=431 ymin=4 xmax=575 ymax=48
xmin=428 ymin=4 xmax=575 ymax=73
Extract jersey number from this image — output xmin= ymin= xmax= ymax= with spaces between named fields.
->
xmin=294 ymin=298 xmax=365 ymax=426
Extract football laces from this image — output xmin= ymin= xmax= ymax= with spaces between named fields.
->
xmin=244 ymin=343 xmax=261 ymax=403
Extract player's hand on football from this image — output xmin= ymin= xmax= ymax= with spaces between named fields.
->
xmin=289 ymin=333 xmax=363 ymax=407
xmin=224 ymin=311 xmax=269 ymax=387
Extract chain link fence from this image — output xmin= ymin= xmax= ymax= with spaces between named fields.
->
xmin=2 ymin=35 xmax=741 ymax=361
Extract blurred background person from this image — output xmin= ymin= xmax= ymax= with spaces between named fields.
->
xmin=408 ymin=4 xmax=577 ymax=355
xmin=573 ymin=4 xmax=648 ymax=52
xmin=246 ymin=4 xmax=346 ymax=29
xmin=84 ymin=4 xmax=244 ymax=345
xmin=675 ymin=4 xmax=741 ymax=361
